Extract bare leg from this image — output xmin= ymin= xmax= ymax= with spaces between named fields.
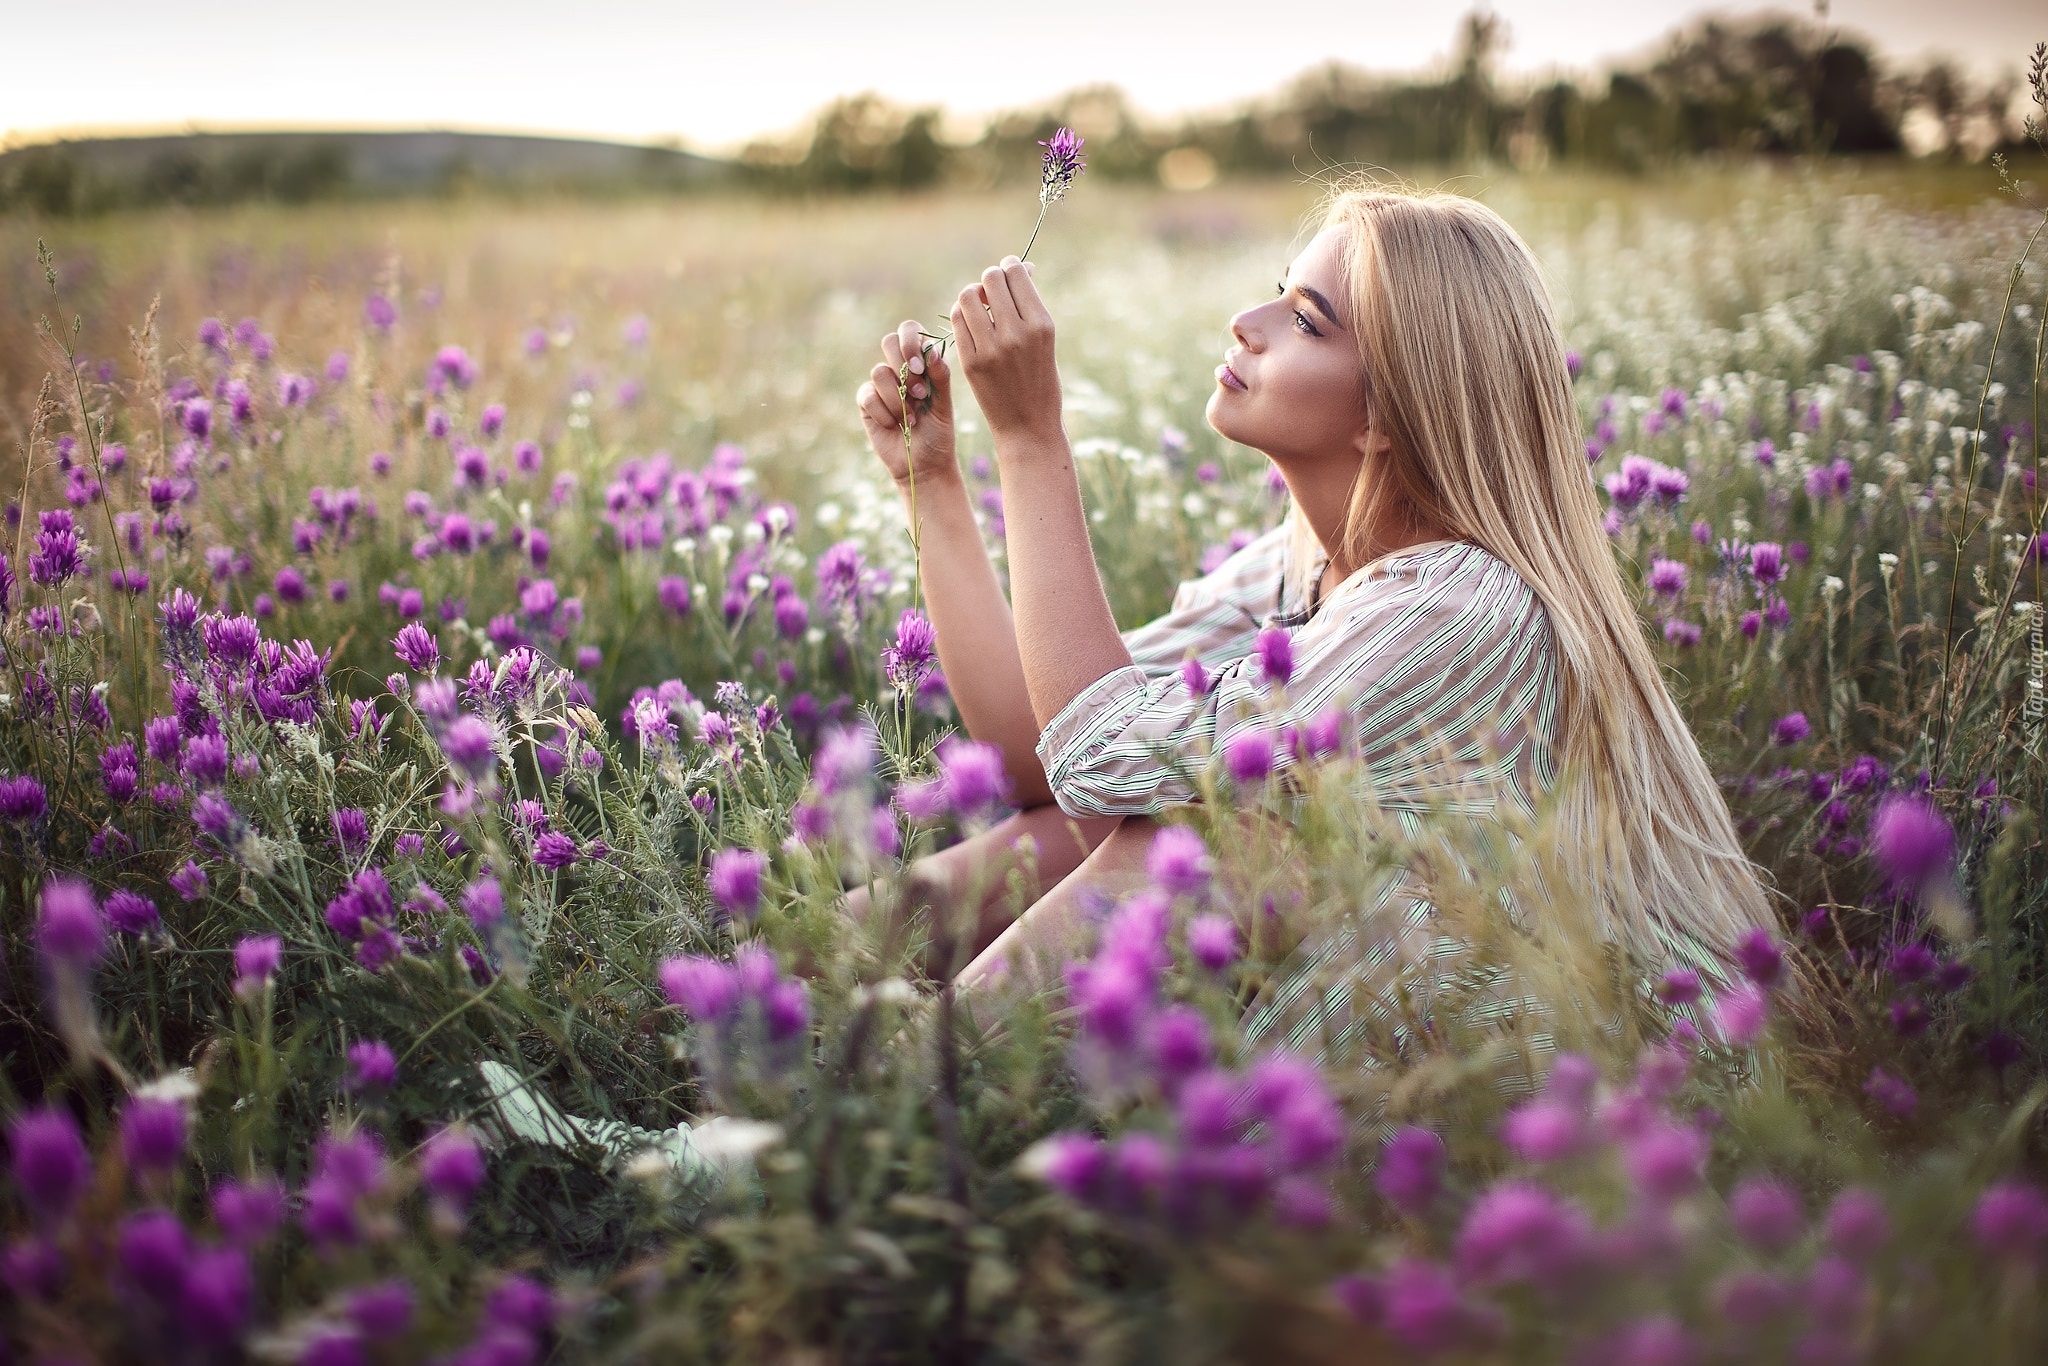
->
xmin=841 ymin=804 xmax=1123 ymax=979
xmin=956 ymin=814 xmax=1158 ymax=996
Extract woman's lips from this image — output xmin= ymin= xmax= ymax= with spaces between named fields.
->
xmin=1216 ymin=362 xmax=1247 ymax=391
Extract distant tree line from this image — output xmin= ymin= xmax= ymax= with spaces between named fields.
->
xmin=2 ymin=9 xmax=2037 ymax=215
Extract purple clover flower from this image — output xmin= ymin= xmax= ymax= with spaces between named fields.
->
xmin=1869 ymin=794 xmax=1954 ymax=893
xmin=8 ymin=1106 xmax=90 ymax=1223
xmin=532 ymin=832 xmax=580 ymax=869
xmin=1729 ymin=1176 xmax=1805 ymax=1253
xmin=233 ymin=934 xmax=282 ymax=996
xmin=348 ymin=1278 xmax=417 ymax=1340
xmin=120 ymin=1094 xmax=189 ymax=1176
xmin=882 ymin=609 xmax=938 ymax=691
xmin=117 ymin=1208 xmax=191 ymax=1301
xmin=332 ymin=807 xmax=372 ymax=858
xmin=393 ymin=622 xmax=440 ymax=673
xmin=105 ymin=888 xmax=161 ymax=935
xmin=707 ymin=848 xmax=766 ymax=920
xmin=36 ymin=877 xmax=105 ymax=968
xmin=937 ymin=735 xmax=1009 ymax=817
xmin=1770 ymin=712 xmax=1811 ymax=746
xmin=0 ymin=775 xmax=50 ymax=824
xmin=419 ymin=1126 xmax=486 ymax=1214
xmin=1223 ymin=729 xmax=1274 ymax=784
xmin=212 ymin=1175 xmax=288 ymax=1247
xmin=345 ymin=1040 xmax=399 ymax=1093
xmin=1972 ymin=1181 xmax=2048 ymax=1263
xmin=1254 ymin=628 xmax=1293 ymax=687
xmin=1148 ymin=824 xmax=1214 ymax=897
xmin=1186 ymin=914 xmax=1238 ymax=971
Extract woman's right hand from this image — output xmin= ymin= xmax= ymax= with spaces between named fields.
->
xmin=856 ymin=319 xmax=959 ymax=489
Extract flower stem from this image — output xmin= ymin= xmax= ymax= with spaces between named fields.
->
xmin=1020 ymin=202 xmax=1050 ymax=263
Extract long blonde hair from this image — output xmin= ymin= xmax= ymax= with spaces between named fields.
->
xmin=1299 ymin=177 xmax=1783 ymax=975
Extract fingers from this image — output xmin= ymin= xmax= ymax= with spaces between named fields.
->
xmin=980 ymin=262 xmax=1021 ymax=327
xmin=952 ymin=284 xmax=990 ymax=356
xmin=859 ymin=368 xmax=903 ymax=426
xmin=999 ymin=256 xmax=1052 ymax=329
xmin=896 ymin=320 xmax=926 ymax=375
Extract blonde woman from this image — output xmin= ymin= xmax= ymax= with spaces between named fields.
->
xmin=851 ymin=179 xmax=1780 ymax=1025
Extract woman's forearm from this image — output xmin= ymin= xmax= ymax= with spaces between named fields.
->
xmin=901 ymin=469 xmax=1054 ymax=807
xmin=991 ymin=426 xmax=1134 ymax=730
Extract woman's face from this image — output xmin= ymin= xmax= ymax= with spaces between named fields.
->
xmin=1203 ymin=224 xmax=1377 ymax=470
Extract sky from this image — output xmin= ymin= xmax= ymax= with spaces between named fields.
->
xmin=4 ymin=0 xmax=2039 ymax=155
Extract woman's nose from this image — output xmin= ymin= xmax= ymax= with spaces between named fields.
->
xmin=1229 ymin=308 xmax=1260 ymax=350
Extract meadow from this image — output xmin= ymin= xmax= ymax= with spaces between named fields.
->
xmin=1 ymin=157 xmax=2046 ymax=1363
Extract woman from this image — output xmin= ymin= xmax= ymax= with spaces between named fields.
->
xmin=851 ymin=179 xmax=1780 ymax=1026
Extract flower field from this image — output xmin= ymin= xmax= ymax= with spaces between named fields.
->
xmin=2 ymin=160 xmax=2047 ymax=1362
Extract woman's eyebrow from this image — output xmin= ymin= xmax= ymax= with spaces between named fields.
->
xmin=1296 ymin=283 xmax=1344 ymax=332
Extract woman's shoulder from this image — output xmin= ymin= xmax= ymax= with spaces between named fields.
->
xmin=1334 ymin=539 xmax=1552 ymax=637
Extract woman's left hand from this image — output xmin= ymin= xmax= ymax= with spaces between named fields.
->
xmin=950 ymin=255 xmax=1063 ymax=444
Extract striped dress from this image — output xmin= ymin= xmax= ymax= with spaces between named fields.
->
xmin=1035 ymin=522 xmax=1583 ymax=1080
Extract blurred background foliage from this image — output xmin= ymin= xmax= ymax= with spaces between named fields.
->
xmin=3 ymin=9 xmax=2041 ymax=218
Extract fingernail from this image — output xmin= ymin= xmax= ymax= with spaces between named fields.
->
xmin=911 ymin=383 xmax=927 ymax=398
xmin=908 ymin=355 xmax=924 ymax=375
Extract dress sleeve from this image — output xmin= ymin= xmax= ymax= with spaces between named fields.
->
xmin=1120 ymin=522 xmax=1290 ymax=679
xmin=1040 ymin=545 xmax=1556 ymax=820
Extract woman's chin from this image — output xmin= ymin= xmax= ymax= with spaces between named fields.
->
xmin=1201 ymin=392 xmax=1238 ymax=441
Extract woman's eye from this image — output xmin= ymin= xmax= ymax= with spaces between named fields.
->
xmin=1292 ymin=309 xmax=1319 ymax=337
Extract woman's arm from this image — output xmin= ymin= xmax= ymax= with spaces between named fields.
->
xmin=856 ymin=321 xmax=1052 ymax=806
xmin=948 ymin=261 xmax=1135 ymax=731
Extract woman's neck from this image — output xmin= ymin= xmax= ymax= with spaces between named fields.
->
xmin=1271 ymin=451 xmax=1456 ymax=594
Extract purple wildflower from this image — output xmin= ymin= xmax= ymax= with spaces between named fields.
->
xmin=1711 ymin=983 xmax=1771 ymax=1047
xmin=420 ymin=1126 xmax=486 ymax=1213
xmin=1646 ymin=557 xmax=1688 ymax=597
xmin=707 ymin=848 xmax=766 ymax=920
xmin=1148 ymin=825 xmax=1214 ymax=897
xmin=1254 ymin=628 xmax=1293 ymax=686
xmin=1972 ymin=1181 xmax=2048 ymax=1263
xmin=1869 ymin=794 xmax=1954 ymax=892
xmin=1863 ymin=1067 xmax=1917 ymax=1118
xmin=36 ymin=877 xmax=105 ymax=968
xmin=937 ymin=735 xmax=1009 ymax=816
xmin=882 ymin=609 xmax=938 ymax=690
xmin=1749 ymin=541 xmax=1786 ymax=588
xmin=105 ymin=888 xmax=161 ymax=935
xmin=438 ymin=715 xmax=498 ymax=782
xmin=1456 ymin=1181 xmax=1592 ymax=1288
xmin=1186 ymin=914 xmax=1238 ymax=972
xmin=393 ymin=622 xmax=440 ymax=673
xmin=348 ymin=1279 xmax=417 ymax=1340
xmin=1821 ymin=1188 xmax=1891 ymax=1262
xmin=345 ymin=1040 xmax=398 ymax=1093
xmin=1036 ymin=126 xmax=1087 ymax=205
xmin=233 ymin=934 xmax=282 ymax=996
xmin=1735 ymin=928 xmax=1784 ymax=988
xmin=659 ymin=955 xmax=741 ymax=1022
xmin=0 ymin=774 xmax=48 ymax=824
xmin=8 ymin=1106 xmax=89 ymax=1223
xmin=120 ymin=1095 xmax=189 ymax=1176
xmin=212 ymin=1175 xmax=288 ymax=1247
xmin=1223 ymin=729 xmax=1274 ymax=784
xmin=118 ymin=1208 xmax=191 ymax=1300
xmin=332 ymin=807 xmax=372 ymax=858
xmin=1374 ymin=1126 xmax=1446 ymax=1217
xmin=532 ymin=832 xmax=579 ymax=869
xmin=1770 ymin=712 xmax=1811 ymax=746
xmin=1729 ymin=1176 xmax=1804 ymax=1252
